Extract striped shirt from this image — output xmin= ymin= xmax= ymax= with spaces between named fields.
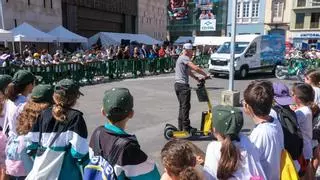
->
xmin=89 ymin=123 xmax=160 ymax=180
xmin=27 ymin=107 xmax=89 ymax=179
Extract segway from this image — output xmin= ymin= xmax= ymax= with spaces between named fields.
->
xmin=164 ymin=77 xmax=213 ymax=140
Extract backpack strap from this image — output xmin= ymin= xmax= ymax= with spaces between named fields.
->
xmin=92 ymin=126 xmax=104 ymax=156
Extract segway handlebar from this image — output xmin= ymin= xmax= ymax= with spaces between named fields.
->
xmin=198 ymin=75 xmax=212 ymax=86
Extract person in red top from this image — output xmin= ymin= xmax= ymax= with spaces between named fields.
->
xmin=158 ymin=46 xmax=166 ymax=58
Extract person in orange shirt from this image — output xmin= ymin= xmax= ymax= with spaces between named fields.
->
xmin=158 ymin=46 xmax=166 ymax=58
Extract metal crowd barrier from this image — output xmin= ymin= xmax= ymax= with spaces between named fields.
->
xmin=0 ymin=56 xmax=210 ymax=84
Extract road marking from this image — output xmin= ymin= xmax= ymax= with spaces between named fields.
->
xmin=123 ymin=76 xmax=175 ymax=82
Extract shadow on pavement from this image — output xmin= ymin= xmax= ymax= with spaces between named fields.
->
xmin=215 ymin=72 xmax=275 ymax=80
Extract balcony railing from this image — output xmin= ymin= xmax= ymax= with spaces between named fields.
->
xmin=295 ymin=23 xmax=304 ymax=29
xmin=310 ymin=22 xmax=320 ymax=28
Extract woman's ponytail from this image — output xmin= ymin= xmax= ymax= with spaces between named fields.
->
xmin=5 ymin=82 xmax=22 ymax=101
xmin=217 ymin=136 xmax=241 ymax=180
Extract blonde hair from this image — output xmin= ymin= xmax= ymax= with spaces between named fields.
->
xmin=16 ymin=99 xmax=51 ymax=135
xmin=52 ymin=93 xmax=78 ymax=121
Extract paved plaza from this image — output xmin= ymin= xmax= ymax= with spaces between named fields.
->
xmin=75 ymin=72 xmax=294 ymax=171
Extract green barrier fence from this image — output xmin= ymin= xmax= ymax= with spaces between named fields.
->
xmin=0 ymin=56 xmax=211 ymax=84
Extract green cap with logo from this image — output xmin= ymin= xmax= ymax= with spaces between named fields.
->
xmin=103 ymin=88 xmax=133 ymax=122
xmin=213 ymin=105 xmax=243 ymax=141
xmin=31 ymin=84 xmax=54 ymax=103
xmin=54 ymin=79 xmax=83 ymax=96
xmin=0 ymin=74 xmax=12 ymax=93
xmin=12 ymin=70 xmax=35 ymax=86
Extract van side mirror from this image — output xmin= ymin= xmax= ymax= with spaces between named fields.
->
xmin=245 ymin=53 xmax=253 ymax=57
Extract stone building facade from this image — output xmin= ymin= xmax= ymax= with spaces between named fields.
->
xmin=138 ymin=0 xmax=167 ymax=41
xmin=2 ymin=0 xmax=62 ymax=31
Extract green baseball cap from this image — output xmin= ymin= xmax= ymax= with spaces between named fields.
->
xmin=54 ymin=79 xmax=83 ymax=96
xmin=12 ymin=70 xmax=35 ymax=86
xmin=103 ymin=88 xmax=133 ymax=122
xmin=0 ymin=74 xmax=12 ymax=93
xmin=213 ymin=105 xmax=243 ymax=141
xmin=31 ymin=84 xmax=54 ymax=103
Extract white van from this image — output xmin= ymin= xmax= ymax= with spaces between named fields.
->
xmin=208 ymin=35 xmax=285 ymax=78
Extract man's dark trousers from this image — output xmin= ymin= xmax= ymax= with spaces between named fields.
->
xmin=174 ymin=82 xmax=191 ymax=131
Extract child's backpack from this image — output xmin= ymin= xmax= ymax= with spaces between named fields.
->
xmin=83 ymin=126 xmax=131 ymax=180
xmin=5 ymin=134 xmax=33 ymax=176
xmin=272 ymin=105 xmax=303 ymax=160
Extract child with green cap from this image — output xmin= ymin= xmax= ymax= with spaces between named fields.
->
xmin=26 ymin=79 xmax=88 ymax=180
xmin=204 ymin=105 xmax=266 ymax=180
xmin=89 ymin=87 xmax=160 ymax=179
xmin=0 ymin=74 xmax=12 ymax=180
xmin=5 ymin=84 xmax=53 ymax=180
xmin=3 ymin=70 xmax=35 ymax=137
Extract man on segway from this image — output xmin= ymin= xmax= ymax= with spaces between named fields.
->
xmin=174 ymin=43 xmax=210 ymax=132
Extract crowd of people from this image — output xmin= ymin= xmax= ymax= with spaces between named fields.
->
xmin=0 ymin=68 xmax=319 ymax=179
xmin=0 ymin=43 xmax=210 ymax=68
xmin=286 ymin=48 xmax=320 ymax=60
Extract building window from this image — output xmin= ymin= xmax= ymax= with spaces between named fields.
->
xmin=242 ymin=2 xmax=250 ymax=18
xmin=14 ymin=19 xmax=17 ymax=27
xmin=28 ymin=0 xmax=30 ymax=6
xmin=273 ymin=1 xmax=284 ymax=18
xmin=312 ymin=0 xmax=320 ymax=6
xmin=43 ymin=0 xmax=46 ymax=8
xmin=50 ymin=0 xmax=52 ymax=8
xmin=310 ymin=13 xmax=320 ymax=28
xmin=252 ymin=1 xmax=259 ymax=17
xmin=297 ymin=0 xmax=306 ymax=7
xmin=237 ymin=2 xmax=241 ymax=18
xmin=295 ymin=13 xmax=305 ymax=29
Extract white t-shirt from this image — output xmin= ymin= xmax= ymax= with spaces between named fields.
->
xmin=295 ymin=106 xmax=313 ymax=159
xmin=204 ymin=134 xmax=266 ymax=180
xmin=249 ymin=118 xmax=284 ymax=180
xmin=3 ymin=95 xmax=27 ymax=137
xmin=0 ymin=102 xmax=6 ymax=128
xmin=313 ymin=87 xmax=320 ymax=107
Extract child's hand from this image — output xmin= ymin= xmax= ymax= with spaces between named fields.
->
xmin=290 ymin=105 xmax=297 ymax=111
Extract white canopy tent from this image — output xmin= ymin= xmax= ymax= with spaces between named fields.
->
xmin=193 ymin=36 xmax=230 ymax=46
xmin=174 ymin=36 xmax=194 ymax=45
xmin=48 ymin=25 xmax=87 ymax=43
xmin=0 ymin=29 xmax=15 ymax=52
xmin=0 ymin=29 xmax=13 ymax=42
xmin=88 ymin=32 xmax=161 ymax=47
xmin=11 ymin=22 xmax=56 ymax=42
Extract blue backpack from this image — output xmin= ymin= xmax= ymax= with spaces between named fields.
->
xmin=84 ymin=127 xmax=130 ymax=180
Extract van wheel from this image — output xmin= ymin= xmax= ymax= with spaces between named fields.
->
xmin=239 ymin=67 xmax=248 ymax=79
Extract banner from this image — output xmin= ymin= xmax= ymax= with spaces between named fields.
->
xmin=200 ymin=19 xmax=216 ymax=31
xmin=168 ymin=0 xmax=189 ymax=21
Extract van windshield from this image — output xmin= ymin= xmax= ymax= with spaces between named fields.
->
xmin=216 ymin=42 xmax=250 ymax=54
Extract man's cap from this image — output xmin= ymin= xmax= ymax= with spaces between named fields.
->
xmin=33 ymin=53 xmax=40 ymax=58
xmin=213 ymin=105 xmax=243 ymax=141
xmin=12 ymin=70 xmax=35 ymax=86
xmin=0 ymin=75 xmax=12 ymax=92
xmin=31 ymin=84 xmax=54 ymax=103
xmin=54 ymin=79 xmax=83 ymax=96
xmin=273 ymin=82 xmax=292 ymax=106
xmin=103 ymin=88 xmax=133 ymax=121
xmin=183 ymin=43 xmax=193 ymax=50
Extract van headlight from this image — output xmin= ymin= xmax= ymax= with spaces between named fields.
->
xmin=235 ymin=57 xmax=240 ymax=61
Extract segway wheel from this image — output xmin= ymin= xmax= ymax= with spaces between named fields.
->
xmin=164 ymin=126 xmax=178 ymax=140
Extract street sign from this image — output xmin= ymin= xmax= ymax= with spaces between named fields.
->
xmin=200 ymin=19 xmax=216 ymax=31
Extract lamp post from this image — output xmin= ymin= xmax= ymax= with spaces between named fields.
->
xmin=220 ymin=0 xmax=240 ymax=106
xmin=228 ymin=0 xmax=237 ymax=91
xmin=0 ymin=0 xmax=4 ymax=30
